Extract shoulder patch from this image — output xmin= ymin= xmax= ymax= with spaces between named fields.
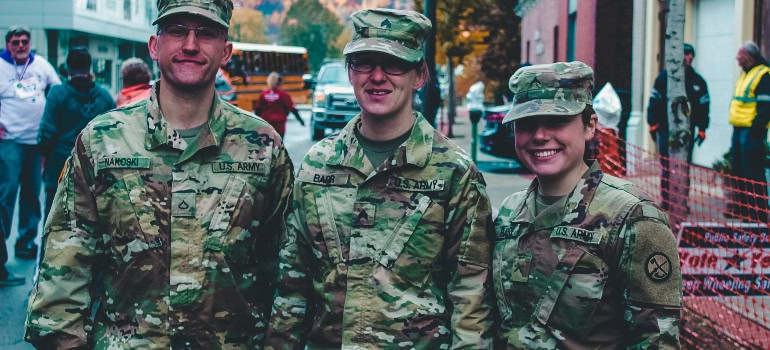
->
xmin=298 ymin=172 xmax=351 ymax=186
xmin=97 ymin=157 xmax=151 ymax=170
xmin=387 ymin=176 xmax=445 ymax=192
xmin=645 ymin=252 xmax=673 ymax=281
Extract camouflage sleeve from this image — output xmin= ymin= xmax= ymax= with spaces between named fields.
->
xmin=618 ymin=202 xmax=682 ymax=349
xmin=264 ymin=178 xmax=314 ymax=350
xmin=25 ymin=135 xmax=103 ymax=349
xmin=444 ymin=166 xmax=495 ymax=349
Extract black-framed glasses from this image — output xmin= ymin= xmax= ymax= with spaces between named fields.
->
xmin=349 ymin=58 xmax=418 ymax=75
xmin=160 ymin=24 xmax=225 ymax=42
xmin=9 ymin=39 xmax=29 ymax=46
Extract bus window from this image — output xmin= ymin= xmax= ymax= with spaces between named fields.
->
xmin=224 ymin=42 xmax=311 ymax=110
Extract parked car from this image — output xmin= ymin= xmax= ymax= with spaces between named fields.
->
xmin=479 ymin=103 xmax=517 ymax=160
xmin=309 ymin=61 xmax=360 ymax=140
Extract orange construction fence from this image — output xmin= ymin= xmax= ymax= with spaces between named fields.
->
xmin=594 ymin=129 xmax=770 ymax=349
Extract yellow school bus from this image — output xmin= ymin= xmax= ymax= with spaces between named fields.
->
xmin=224 ymin=42 xmax=311 ymax=112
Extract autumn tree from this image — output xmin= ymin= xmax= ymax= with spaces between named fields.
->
xmin=415 ymin=0 xmax=490 ymax=136
xmin=229 ymin=7 xmax=268 ymax=43
xmin=280 ymin=0 xmax=343 ymax=72
xmin=480 ymin=0 xmax=522 ymax=104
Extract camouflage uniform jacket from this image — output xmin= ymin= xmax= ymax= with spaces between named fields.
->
xmin=25 ymin=84 xmax=294 ymax=349
xmin=266 ymin=113 xmax=495 ymax=349
xmin=494 ymin=162 xmax=682 ymax=349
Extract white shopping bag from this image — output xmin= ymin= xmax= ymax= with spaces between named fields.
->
xmin=593 ymin=82 xmax=622 ymax=130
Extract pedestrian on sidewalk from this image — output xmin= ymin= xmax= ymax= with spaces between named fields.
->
xmin=494 ymin=61 xmax=682 ymax=349
xmin=254 ymin=71 xmax=304 ymax=137
xmin=647 ymin=43 xmax=710 ymax=211
xmin=265 ymin=8 xmax=495 ymax=349
xmin=38 ymin=47 xmax=116 ymax=222
xmin=0 ymin=215 xmax=25 ymax=286
xmin=25 ymin=0 xmax=294 ymax=348
xmin=728 ymin=41 xmax=770 ymax=222
xmin=0 ymin=25 xmax=62 ymax=261
xmin=115 ymin=57 xmax=152 ymax=107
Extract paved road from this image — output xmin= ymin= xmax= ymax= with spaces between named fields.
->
xmin=0 ymin=106 xmax=532 ymax=349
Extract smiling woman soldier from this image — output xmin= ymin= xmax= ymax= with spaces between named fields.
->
xmin=494 ymin=62 xmax=682 ymax=349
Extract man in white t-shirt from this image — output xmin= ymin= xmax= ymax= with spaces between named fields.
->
xmin=0 ymin=26 xmax=60 ymax=283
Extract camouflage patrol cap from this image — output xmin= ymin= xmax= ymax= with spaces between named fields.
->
xmin=153 ymin=0 xmax=233 ymax=28
xmin=503 ymin=61 xmax=594 ymax=124
xmin=343 ymin=8 xmax=432 ymax=63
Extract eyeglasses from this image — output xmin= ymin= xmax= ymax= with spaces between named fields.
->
xmin=160 ymin=24 xmax=225 ymax=42
xmin=348 ymin=58 xmax=419 ymax=75
xmin=9 ymin=39 xmax=29 ymax=46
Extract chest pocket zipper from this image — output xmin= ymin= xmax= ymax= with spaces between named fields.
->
xmin=317 ymin=191 xmax=346 ymax=267
xmin=377 ymin=194 xmax=435 ymax=288
xmin=205 ymin=175 xmax=247 ymax=251
xmin=533 ymin=243 xmax=585 ymax=325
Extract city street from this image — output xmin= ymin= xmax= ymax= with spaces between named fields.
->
xmin=0 ymin=106 xmax=532 ymax=349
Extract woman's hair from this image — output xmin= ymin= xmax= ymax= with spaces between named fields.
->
xmin=267 ymin=72 xmax=283 ymax=89
xmin=581 ymin=105 xmax=596 ymax=125
xmin=120 ymin=58 xmax=151 ymax=87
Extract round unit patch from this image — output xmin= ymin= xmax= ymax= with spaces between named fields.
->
xmin=645 ymin=252 xmax=672 ymax=282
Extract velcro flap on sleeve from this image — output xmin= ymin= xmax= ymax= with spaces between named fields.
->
xmin=628 ymin=220 xmax=682 ymax=307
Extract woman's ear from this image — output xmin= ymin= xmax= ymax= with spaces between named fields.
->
xmin=585 ymin=113 xmax=598 ymax=140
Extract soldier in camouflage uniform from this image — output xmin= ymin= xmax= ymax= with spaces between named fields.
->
xmin=494 ymin=62 xmax=682 ymax=349
xmin=265 ymin=8 xmax=495 ymax=350
xmin=25 ymin=0 xmax=293 ymax=348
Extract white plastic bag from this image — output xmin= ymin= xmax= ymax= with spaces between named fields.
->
xmin=465 ymin=81 xmax=485 ymax=111
xmin=593 ymin=82 xmax=621 ymax=130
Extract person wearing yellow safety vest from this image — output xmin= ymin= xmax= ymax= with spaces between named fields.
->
xmin=729 ymin=41 xmax=770 ymax=222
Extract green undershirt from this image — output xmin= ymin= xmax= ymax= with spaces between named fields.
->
xmin=535 ymin=189 xmax=566 ymax=216
xmin=176 ymin=124 xmax=205 ymax=149
xmin=354 ymin=127 xmax=412 ymax=169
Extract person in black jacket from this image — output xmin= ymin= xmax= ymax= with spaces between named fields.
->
xmin=647 ymin=43 xmax=710 ymax=210
xmin=37 ymin=47 xmax=115 ymax=220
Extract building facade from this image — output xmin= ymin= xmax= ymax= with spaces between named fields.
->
xmin=1 ymin=0 xmax=158 ymax=96
xmin=516 ymin=0 xmax=634 ymax=144
xmin=630 ymin=0 xmax=769 ymax=168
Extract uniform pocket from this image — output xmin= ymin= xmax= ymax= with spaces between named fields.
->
xmin=204 ymin=175 xmax=252 ymax=264
xmin=497 ymin=251 xmax=533 ymax=327
xmin=377 ymin=194 xmax=443 ymax=288
xmin=104 ymin=172 xmax=163 ymax=264
xmin=548 ymin=249 xmax=608 ymax=338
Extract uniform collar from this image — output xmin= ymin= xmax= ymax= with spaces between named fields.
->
xmin=511 ymin=161 xmax=604 ymax=231
xmin=144 ymin=82 xmax=226 ymax=159
xmin=326 ymin=112 xmax=434 ymax=175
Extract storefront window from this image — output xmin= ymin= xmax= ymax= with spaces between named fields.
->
xmin=93 ymin=59 xmax=113 ymax=89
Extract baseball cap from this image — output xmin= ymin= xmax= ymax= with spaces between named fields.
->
xmin=343 ymin=8 xmax=431 ymax=63
xmin=502 ymin=61 xmax=595 ymax=124
xmin=153 ymin=0 xmax=233 ymax=29
xmin=684 ymin=43 xmax=695 ymax=56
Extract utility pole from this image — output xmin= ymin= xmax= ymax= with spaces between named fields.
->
xmin=422 ymin=0 xmax=439 ymax=126
xmin=664 ymin=0 xmax=689 ymax=223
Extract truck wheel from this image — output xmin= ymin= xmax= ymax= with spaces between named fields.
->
xmin=311 ymin=122 xmax=325 ymax=141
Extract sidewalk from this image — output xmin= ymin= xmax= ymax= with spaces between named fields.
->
xmin=435 ymin=107 xmax=533 ymax=211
